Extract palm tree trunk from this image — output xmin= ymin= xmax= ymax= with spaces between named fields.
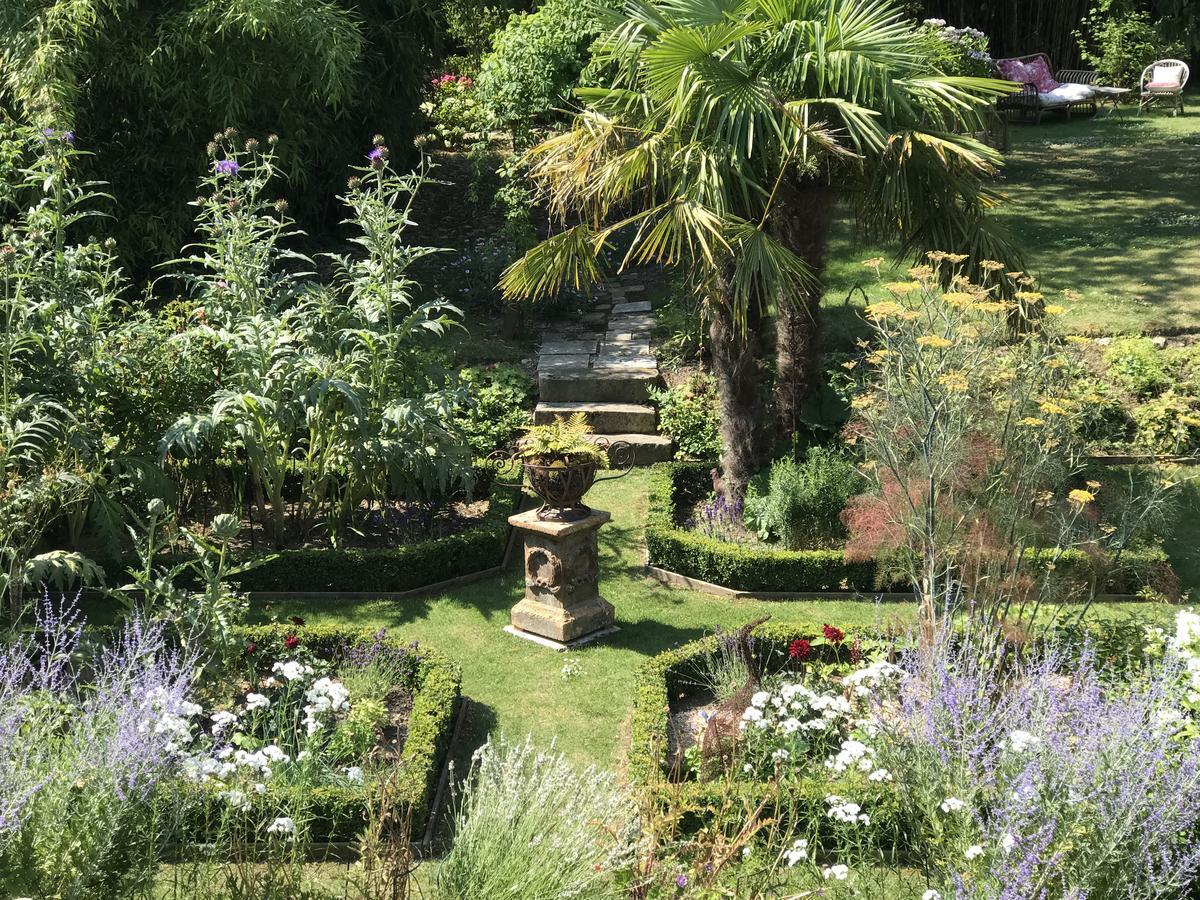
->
xmin=773 ymin=181 xmax=837 ymax=443
xmin=708 ymin=272 xmax=769 ymax=504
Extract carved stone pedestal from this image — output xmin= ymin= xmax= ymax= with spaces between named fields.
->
xmin=506 ymin=508 xmax=616 ymax=647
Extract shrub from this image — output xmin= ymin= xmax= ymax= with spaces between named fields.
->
xmin=650 ymin=374 xmax=722 ymax=462
xmin=432 ymin=735 xmax=634 ymax=899
xmin=475 ymin=0 xmax=612 ymax=141
xmin=453 ymin=363 xmax=534 ymax=457
xmin=1103 ymin=336 xmax=1171 ymax=398
xmin=0 ymin=0 xmax=440 ymax=273
xmin=919 ymin=19 xmax=995 ymax=77
xmin=743 ymin=447 xmax=864 ymax=550
xmin=1076 ymin=0 xmax=1187 ymax=88
xmin=647 ymin=463 xmax=1175 ymax=597
xmin=1131 ymin=390 xmax=1200 ymax=455
xmin=1067 ymin=375 xmax=1136 ymax=448
xmin=419 ymin=73 xmax=496 ymax=148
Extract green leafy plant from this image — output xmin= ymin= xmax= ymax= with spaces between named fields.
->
xmin=1104 ymin=336 xmax=1171 ymax=398
xmin=453 ymin=363 xmax=533 ymax=457
xmin=650 ymin=374 xmax=722 ymax=461
xmin=518 ymin=412 xmax=607 ymax=465
xmin=743 ymin=447 xmax=864 ymax=550
xmin=1131 ymin=390 xmax=1200 ymax=455
xmin=1076 ymin=0 xmax=1187 ymax=88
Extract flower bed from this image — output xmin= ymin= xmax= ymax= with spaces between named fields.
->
xmin=226 ymin=487 xmax=520 ymax=595
xmin=646 ymin=462 xmax=1175 ymax=596
xmin=178 ymin=623 xmax=462 ymax=839
xmin=628 ymin=621 xmax=906 ymax=850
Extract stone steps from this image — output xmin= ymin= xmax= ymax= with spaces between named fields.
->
xmin=534 ymin=275 xmax=673 ymax=464
xmin=588 ymin=433 xmax=674 ymax=465
xmin=538 ymin=369 xmax=657 ymax=403
xmin=535 ymin=401 xmax=656 ymax=434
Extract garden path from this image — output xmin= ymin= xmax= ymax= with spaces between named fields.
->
xmin=535 ymin=274 xmax=673 ymax=463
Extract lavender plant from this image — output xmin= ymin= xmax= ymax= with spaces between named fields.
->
xmin=0 ymin=596 xmax=197 ymax=898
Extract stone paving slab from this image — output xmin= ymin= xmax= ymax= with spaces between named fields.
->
xmin=601 ymin=339 xmax=651 ymax=356
xmin=538 ymin=353 xmax=593 ymax=370
xmin=609 ymin=312 xmax=655 ymax=328
xmin=611 ymin=300 xmax=652 ymax=315
xmin=540 ymin=339 xmax=599 ymax=355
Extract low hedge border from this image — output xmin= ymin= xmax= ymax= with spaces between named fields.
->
xmin=646 ymin=462 xmax=1175 ymax=597
xmin=179 ymin=624 xmax=462 ymax=840
xmin=628 ymin=621 xmax=906 ymax=848
xmin=227 ymin=487 xmax=520 ymax=595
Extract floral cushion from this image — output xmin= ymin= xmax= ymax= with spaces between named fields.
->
xmin=997 ymin=59 xmax=1029 ymax=82
xmin=1023 ymin=56 xmax=1060 ymax=92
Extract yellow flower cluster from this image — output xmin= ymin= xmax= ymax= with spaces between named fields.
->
xmin=1068 ymin=488 xmax=1095 ymax=505
xmin=884 ymin=281 xmax=923 ymax=296
xmin=1039 ymin=400 xmax=1068 ymax=415
xmin=866 ymin=301 xmax=919 ymax=321
xmin=1019 ymin=417 xmax=1045 ymax=427
xmin=938 ymin=371 xmax=968 ymax=392
xmin=1065 ymin=335 xmax=1091 ymax=344
xmin=1044 ymin=304 xmax=1067 ymax=315
xmin=926 ymin=251 xmax=969 ymax=264
xmin=861 ymin=257 xmax=885 ymax=269
xmin=916 ymin=334 xmax=953 ymax=349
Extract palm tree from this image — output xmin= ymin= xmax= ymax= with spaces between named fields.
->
xmin=502 ymin=0 xmax=1015 ymax=502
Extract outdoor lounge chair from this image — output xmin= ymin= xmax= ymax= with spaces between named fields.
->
xmin=1139 ymin=59 xmax=1189 ymax=115
xmin=995 ymin=53 xmax=1099 ymax=124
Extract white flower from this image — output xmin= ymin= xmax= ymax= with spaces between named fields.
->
xmin=345 ymin=766 xmax=364 ymax=784
xmin=296 ymin=750 xmax=311 ymax=761
xmin=211 ymin=711 xmax=238 ymax=734
xmin=923 ymin=891 xmax=942 ymax=900
xmin=254 ymin=782 xmax=267 ymax=794
xmin=823 ymin=864 xmax=849 ymax=881
xmin=940 ymin=796 xmax=966 ymax=813
xmin=742 ymin=845 xmax=753 ymax=858
xmin=1006 ymin=730 xmax=1039 ymax=753
xmin=965 ymin=844 xmax=984 ymax=860
xmin=245 ymin=692 xmax=269 ymax=711
xmin=180 ymin=700 xmax=203 ymax=717
xmin=750 ymin=691 xmax=770 ymax=708
xmin=771 ymin=748 xmax=790 ymax=762
xmin=785 ymin=839 xmax=808 ymax=866
xmin=741 ymin=707 xmax=764 ymax=723
xmin=743 ymin=763 xmax=754 ymax=773
xmin=272 ymin=660 xmax=312 ymax=682
xmin=868 ymin=768 xmax=892 ymax=782
xmin=219 ymin=789 xmax=249 ymax=811
xmin=266 ymin=816 xmax=295 ymax=836
xmin=261 ymin=744 xmax=290 ymax=763
xmin=1000 ymin=833 xmax=1016 ymax=854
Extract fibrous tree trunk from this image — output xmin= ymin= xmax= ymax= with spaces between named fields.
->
xmin=708 ymin=271 xmax=769 ymax=505
xmin=773 ymin=180 xmax=837 ymax=443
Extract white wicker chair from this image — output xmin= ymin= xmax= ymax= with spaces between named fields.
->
xmin=1139 ymin=59 xmax=1189 ymax=116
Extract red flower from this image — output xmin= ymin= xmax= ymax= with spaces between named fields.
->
xmin=822 ymin=624 xmax=845 ymax=644
xmin=284 ymin=634 xmax=300 ymax=651
xmin=788 ymin=638 xmax=811 ymax=661
xmin=849 ymin=637 xmax=863 ymax=664
xmin=289 ymin=616 xmax=305 ymax=626
xmin=244 ymin=642 xmax=257 ymax=655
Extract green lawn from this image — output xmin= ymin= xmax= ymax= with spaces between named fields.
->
xmin=819 ymin=104 xmax=1200 ymax=346
xmin=252 ymin=469 xmax=1184 ymax=771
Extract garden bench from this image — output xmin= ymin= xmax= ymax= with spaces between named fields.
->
xmin=995 ymin=53 xmax=1099 ymax=124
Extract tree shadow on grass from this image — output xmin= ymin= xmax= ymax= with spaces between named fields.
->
xmin=426 ymin=697 xmax=499 ymax=848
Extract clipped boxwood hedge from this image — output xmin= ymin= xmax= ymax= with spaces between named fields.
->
xmin=646 ymin=462 xmax=1174 ymax=596
xmin=228 ymin=487 xmax=520 ymax=594
xmin=628 ymin=621 xmax=906 ymax=847
xmin=178 ymin=623 xmax=461 ymax=840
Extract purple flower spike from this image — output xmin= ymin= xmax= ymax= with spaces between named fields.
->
xmin=215 ymin=159 xmax=240 ymax=176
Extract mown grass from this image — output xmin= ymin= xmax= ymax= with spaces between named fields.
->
xmin=819 ymin=104 xmax=1200 ymax=348
xmin=252 ymin=468 xmax=1186 ymax=771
